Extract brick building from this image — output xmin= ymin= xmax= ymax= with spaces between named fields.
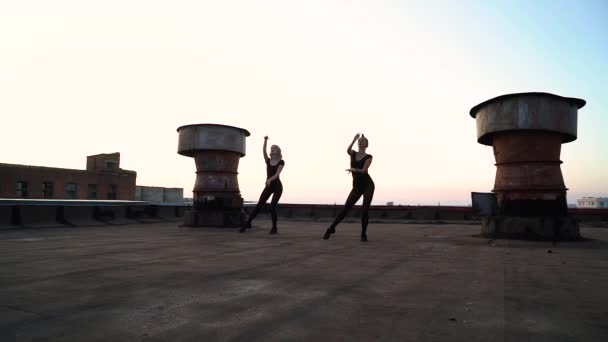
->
xmin=0 ymin=153 xmax=136 ymax=200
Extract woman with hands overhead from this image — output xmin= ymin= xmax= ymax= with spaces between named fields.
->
xmin=240 ymin=136 xmax=285 ymax=234
xmin=323 ymin=133 xmax=375 ymax=242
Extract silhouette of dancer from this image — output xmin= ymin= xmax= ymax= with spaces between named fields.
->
xmin=240 ymin=136 xmax=284 ymax=234
xmin=323 ymin=133 xmax=374 ymax=241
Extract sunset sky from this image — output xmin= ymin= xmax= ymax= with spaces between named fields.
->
xmin=1 ymin=0 xmax=606 ymax=205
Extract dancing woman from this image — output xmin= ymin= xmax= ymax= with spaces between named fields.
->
xmin=323 ymin=133 xmax=374 ymax=242
xmin=240 ymin=136 xmax=285 ymax=234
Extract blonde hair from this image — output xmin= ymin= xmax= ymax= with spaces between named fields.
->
xmin=270 ymin=145 xmax=282 ymax=159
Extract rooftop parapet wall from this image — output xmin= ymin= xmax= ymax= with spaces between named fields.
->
xmin=1 ymin=201 xmax=605 ymax=230
xmin=0 ymin=200 xmax=185 ymax=229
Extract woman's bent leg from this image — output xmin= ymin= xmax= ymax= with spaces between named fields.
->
xmin=323 ymin=189 xmax=362 ymax=240
xmin=240 ymin=187 xmax=273 ymax=232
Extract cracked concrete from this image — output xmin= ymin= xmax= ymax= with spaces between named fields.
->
xmin=1 ymin=221 xmax=607 ymax=341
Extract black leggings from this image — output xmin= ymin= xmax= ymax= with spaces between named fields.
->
xmin=330 ymin=182 xmax=375 ymax=235
xmin=247 ymin=183 xmax=283 ymax=228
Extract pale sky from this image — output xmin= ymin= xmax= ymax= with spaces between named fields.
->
xmin=1 ymin=0 xmax=606 ymax=205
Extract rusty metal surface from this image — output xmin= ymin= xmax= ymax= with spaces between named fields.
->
xmin=194 ymin=174 xmax=241 ymax=194
xmin=177 ymin=124 xmax=250 ymax=157
xmin=472 ymin=92 xmax=582 ymax=145
xmin=495 ymin=190 xmax=565 ymax=202
xmin=495 ymin=190 xmax=567 ymax=212
xmin=492 ymin=131 xmax=562 ymax=163
xmin=494 ymin=164 xmax=566 ymax=191
xmin=495 ymin=194 xmax=568 ymax=216
xmin=177 ymin=124 xmax=249 ymax=215
xmin=471 ymin=93 xmax=585 ymax=219
xmin=495 ymin=191 xmax=568 ymax=216
xmin=492 ymin=131 xmax=567 ymax=203
xmin=190 ymin=151 xmax=242 ymax=201
xmin=470 ymin=92 xmax=585 ymax=117
xmin=193 ymin=151 xmax=241 ymax=173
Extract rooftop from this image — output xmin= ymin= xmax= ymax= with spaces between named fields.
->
xmin=1 ymin=221 xmax=607 ymax=341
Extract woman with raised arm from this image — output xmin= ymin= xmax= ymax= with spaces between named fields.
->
xmin=323 ymin=133 xmax=375 ymax=242
xmin=240 ymin=136 xmax=285 ymax=234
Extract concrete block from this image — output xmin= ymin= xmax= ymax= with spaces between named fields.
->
xmin=440 ymin=211 xmax=466 ymax=220
xmin=369 ymin=209 xmax=388 ymax=219
xmin=413 ymin=208 xmax=437 ymax=220
xmin=95 ymin=206 xmax=136 ymax=225
xmin=163 ymin=188 xmax=184 ymax=203
xmin=276 ymin=206 xmax=292 ymax=218
xmin=142 ymin=187 xmax=164 ymax=202
xmin=316 ymin=207 xmax=337 ymax=218
xmin=157 ymin=206 xmax=180 ymax=220
xmin=63 ymin=206 xmax=103 ymax=227
xmin=183 ymin=209 xmax=243 ymax=227
xmin=0 ymin=206 xmax=20 ymax=229
xmin=128 ymin=206 xmax=166 ymax=223
xmin=20 ymin=206 xmax=66 ymax=228
xmin=135 ymin=186 xmax=144 ymax=201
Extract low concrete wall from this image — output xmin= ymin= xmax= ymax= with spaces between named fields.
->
xmin=64 ymin=206 xmax=102 ymax=226
xmin=246 ymin=204 xmax=608 ymax=223
xmin=20 ymin=206 xmax=64 ymax=228
xmin=0 ymin=206 xmax=18 ymax=229
xmin=157 ymin=206 xmax=182 ymax=220
xmin=569 ymin=208 xmax=608 ymax=222
xmin=0 ymin=200 xmax=186 ymax=228
xmin=1 ymin=200 xmax=605 ymax=229
xmin=249 ymin=204 xmax=476 ymax=221
xmin=127 ymin=205 xmax=169 ymax=223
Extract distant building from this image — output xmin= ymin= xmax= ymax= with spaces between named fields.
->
xmin=0 ymin=153 xmax=136 ymax=200
xmin=135 ymin=186 xmax=184 ymax=204
xmin=577 ymin=197 xmax=608 ymax=208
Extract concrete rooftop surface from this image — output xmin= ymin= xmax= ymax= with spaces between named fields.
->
xmin=1 ymin=221 xmax=607 ymax=342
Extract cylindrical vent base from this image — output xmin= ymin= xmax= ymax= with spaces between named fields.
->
xmin=492 ymin=131 xmax=567 ymax=216
xmin=177 ymin=124 xmax=250 ymax=227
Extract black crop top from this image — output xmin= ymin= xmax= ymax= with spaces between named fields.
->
xmin=350 ymin=151 xmax=372 ymax=170
xmin=266 ymin=159 xmax=285 ymax=179
xmin=350 ymin=151 xmax=373 ymax=189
